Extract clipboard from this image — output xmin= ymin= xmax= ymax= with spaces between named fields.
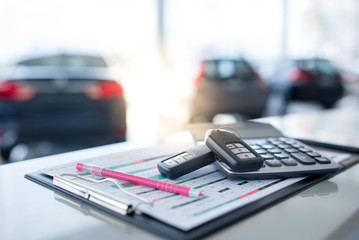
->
xmin=24 ymin=122 xmax=358 ymax=240
xmin=25 ymin=170 xmax=334 ymax=240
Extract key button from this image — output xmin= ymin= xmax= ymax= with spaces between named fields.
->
xmin=226 ymin=144 xmax=235 ymax=149
xmin=173 ymin=156 xmax=186 ymax=163
xmin=164 ymin=159 xmax=178 ymax=167
xmin=182 ymin=154 xmax=193 ymax=160
xmin=234 ymin=143 xmax=244 ymax=148
xmin=231 ymin=148 xmax=241 ymax=154
xmin=236 ymin=153 xmax=255 ymax=159
xmin=238 ymin=147 xmax=250 ymax=153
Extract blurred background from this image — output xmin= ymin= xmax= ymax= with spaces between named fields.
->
xmin=1 ymin=0 xmax=359 ymax=163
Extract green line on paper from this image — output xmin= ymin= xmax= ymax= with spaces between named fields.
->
xmin=110 ymin=182 xmax=137 ymax=189
xmin=194 ymin=183 xmax=210 ymax=189
xmin=78 ymin=172 xmax=91 ymax=176
xmin=150 ymin=174 xmax=166 ymax=180
xmin=175 ymin=179 xmax=193 ymax=184
xmin=137 ymin=189 xmax=158 ymax=195
xmin=165 ymin=194 xmax=177 ymax=199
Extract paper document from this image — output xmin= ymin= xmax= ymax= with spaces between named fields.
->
xmin=42 ymin=145 xmax=347 ymax=231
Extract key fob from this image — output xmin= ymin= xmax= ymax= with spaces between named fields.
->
xmin=205 ymin=128 xmax=263 ymax=172
xmin=157 ymin=145 xmax=215 ymax=179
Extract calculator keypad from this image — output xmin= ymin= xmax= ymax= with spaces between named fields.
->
xmin=215 ymin=137 xmax=340 ymax=179
xmin=249 ymin=138 xmax=331 ymax=168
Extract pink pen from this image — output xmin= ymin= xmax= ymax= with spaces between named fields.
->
xmin=76 ymin=163 xmax=204 ymax=198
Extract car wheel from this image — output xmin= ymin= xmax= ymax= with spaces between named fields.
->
xmin=321 ymin=100 xmax=336 ymax=109
xmin=0 ymin=146 xmax=13 ymax=162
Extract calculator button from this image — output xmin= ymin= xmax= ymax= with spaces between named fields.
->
xmin=291 ymin=152 xmax=316 ymax=165
xmin=307 ymin=152 xmax=321 ymax=157
xmin=299 ymin=147 xmax=312 ymax=153
xmin=249 ymin=144 xmax=261 ymax=150
xmin=164 ymin=159 xmax=178 ymax=167
xmin=281 ymin=158 xmax=298 ymax=166
xmin=265 ymin=160 xmax=282 ymax=167
xmin=261 ymin=144 xmax=275 ymax=149
xmin=268 ymin=139 xmax=282 ymax=145
xmin=284 ymin=148 xmax=299 ymax=153
xmin=279 ymin=137 xmax=292 ymax=142
xmin=268 ymin=148 xmax=282 ymax=154
xmin=260 ymin=154 xmax=274 ymax=160
xmin=277 ymin=144 xmax=291 ymax=149
xmin=236 ymin=153 xmax=256 ymax=159
xmin=315 ymin=157 xmax=331 ymax=164
xmin=291 ymin=143 xmax=304 ymax=148
xmin=255 ymin=149 xmax=267 ymax=154
xmin=274 ymin=153 xmax=289 ymax=159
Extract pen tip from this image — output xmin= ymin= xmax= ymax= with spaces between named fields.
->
xmin=199 ymin=192 xmax=204 ymax=197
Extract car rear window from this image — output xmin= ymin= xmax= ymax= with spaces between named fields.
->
xmin=204 ymin=60 xmax=256 ymax=81
xmin=18 ymin=55 xmax=107 ymax=68
xmin=297 ymin=59 xmax=336 ymax=74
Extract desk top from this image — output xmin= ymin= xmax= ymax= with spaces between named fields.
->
xmin=1 ymin=119 xmax=359 ymax=239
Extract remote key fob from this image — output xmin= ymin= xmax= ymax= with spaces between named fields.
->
xmin=205 ymin=128 xmax=263 ymax=172
xmin=157 ymin=145 xmax=215 ymax=179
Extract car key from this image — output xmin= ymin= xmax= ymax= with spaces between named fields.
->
xmin=157 ymin=145 xmax=215 ymax=179
xmin=205 ymin=128 xmax=263 ymax=172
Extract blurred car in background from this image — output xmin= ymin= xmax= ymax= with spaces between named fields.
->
xmin=189 ymin=58 xmax=269 ymax=122
xmin=262 ymin=58 xmax=345 ymax=110
xmin=0 ymin=52 xmax=126 ymax=161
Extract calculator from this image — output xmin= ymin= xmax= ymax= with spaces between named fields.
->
xmin=215 ymin=137 xmax=340 ymax=179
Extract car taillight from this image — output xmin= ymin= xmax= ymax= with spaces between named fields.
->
xmin=115 ymin=125 xmax=127 ymax=138
xmin=194 ymin=61 xmax=205 ymax=90
xmin=86 ymin=80 xmax=124 ymax=100
xmin=290 ymin=69 xmax=314 ymax=83
xmin=0 ymin=80 xmax=36 ymax=102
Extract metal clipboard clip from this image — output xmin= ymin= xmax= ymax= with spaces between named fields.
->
xmin=53 ymin=173 xmax=153 ymax=215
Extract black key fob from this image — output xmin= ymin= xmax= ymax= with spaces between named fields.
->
xmin=205 ymin=128 xmax=263 ymax=172
xmin=157 ymin=145 xmax=215 ymax=179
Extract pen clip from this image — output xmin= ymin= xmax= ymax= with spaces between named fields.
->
xmin=56 ymin=173 xmax=153 ymax=213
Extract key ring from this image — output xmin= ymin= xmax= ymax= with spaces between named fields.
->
xmin=204 ymin=126 xmax=242 ymax=142
xmin=218 ymin=126 xmax=242 ymax=139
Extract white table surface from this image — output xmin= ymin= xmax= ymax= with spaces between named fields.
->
xmin=1 ymin=136 xmax=359 ymax=240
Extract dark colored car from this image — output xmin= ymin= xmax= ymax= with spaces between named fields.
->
xmin=189 ymin=58 xmax=269 ymax=122
xmin=0 ymin=52 xmax=126 ymax=161
xmin=263 ymin=58 xmax=345 ymax=110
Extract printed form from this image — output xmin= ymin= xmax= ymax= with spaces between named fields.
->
xmin=42 ymin=146 xmax=307 ymax=231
